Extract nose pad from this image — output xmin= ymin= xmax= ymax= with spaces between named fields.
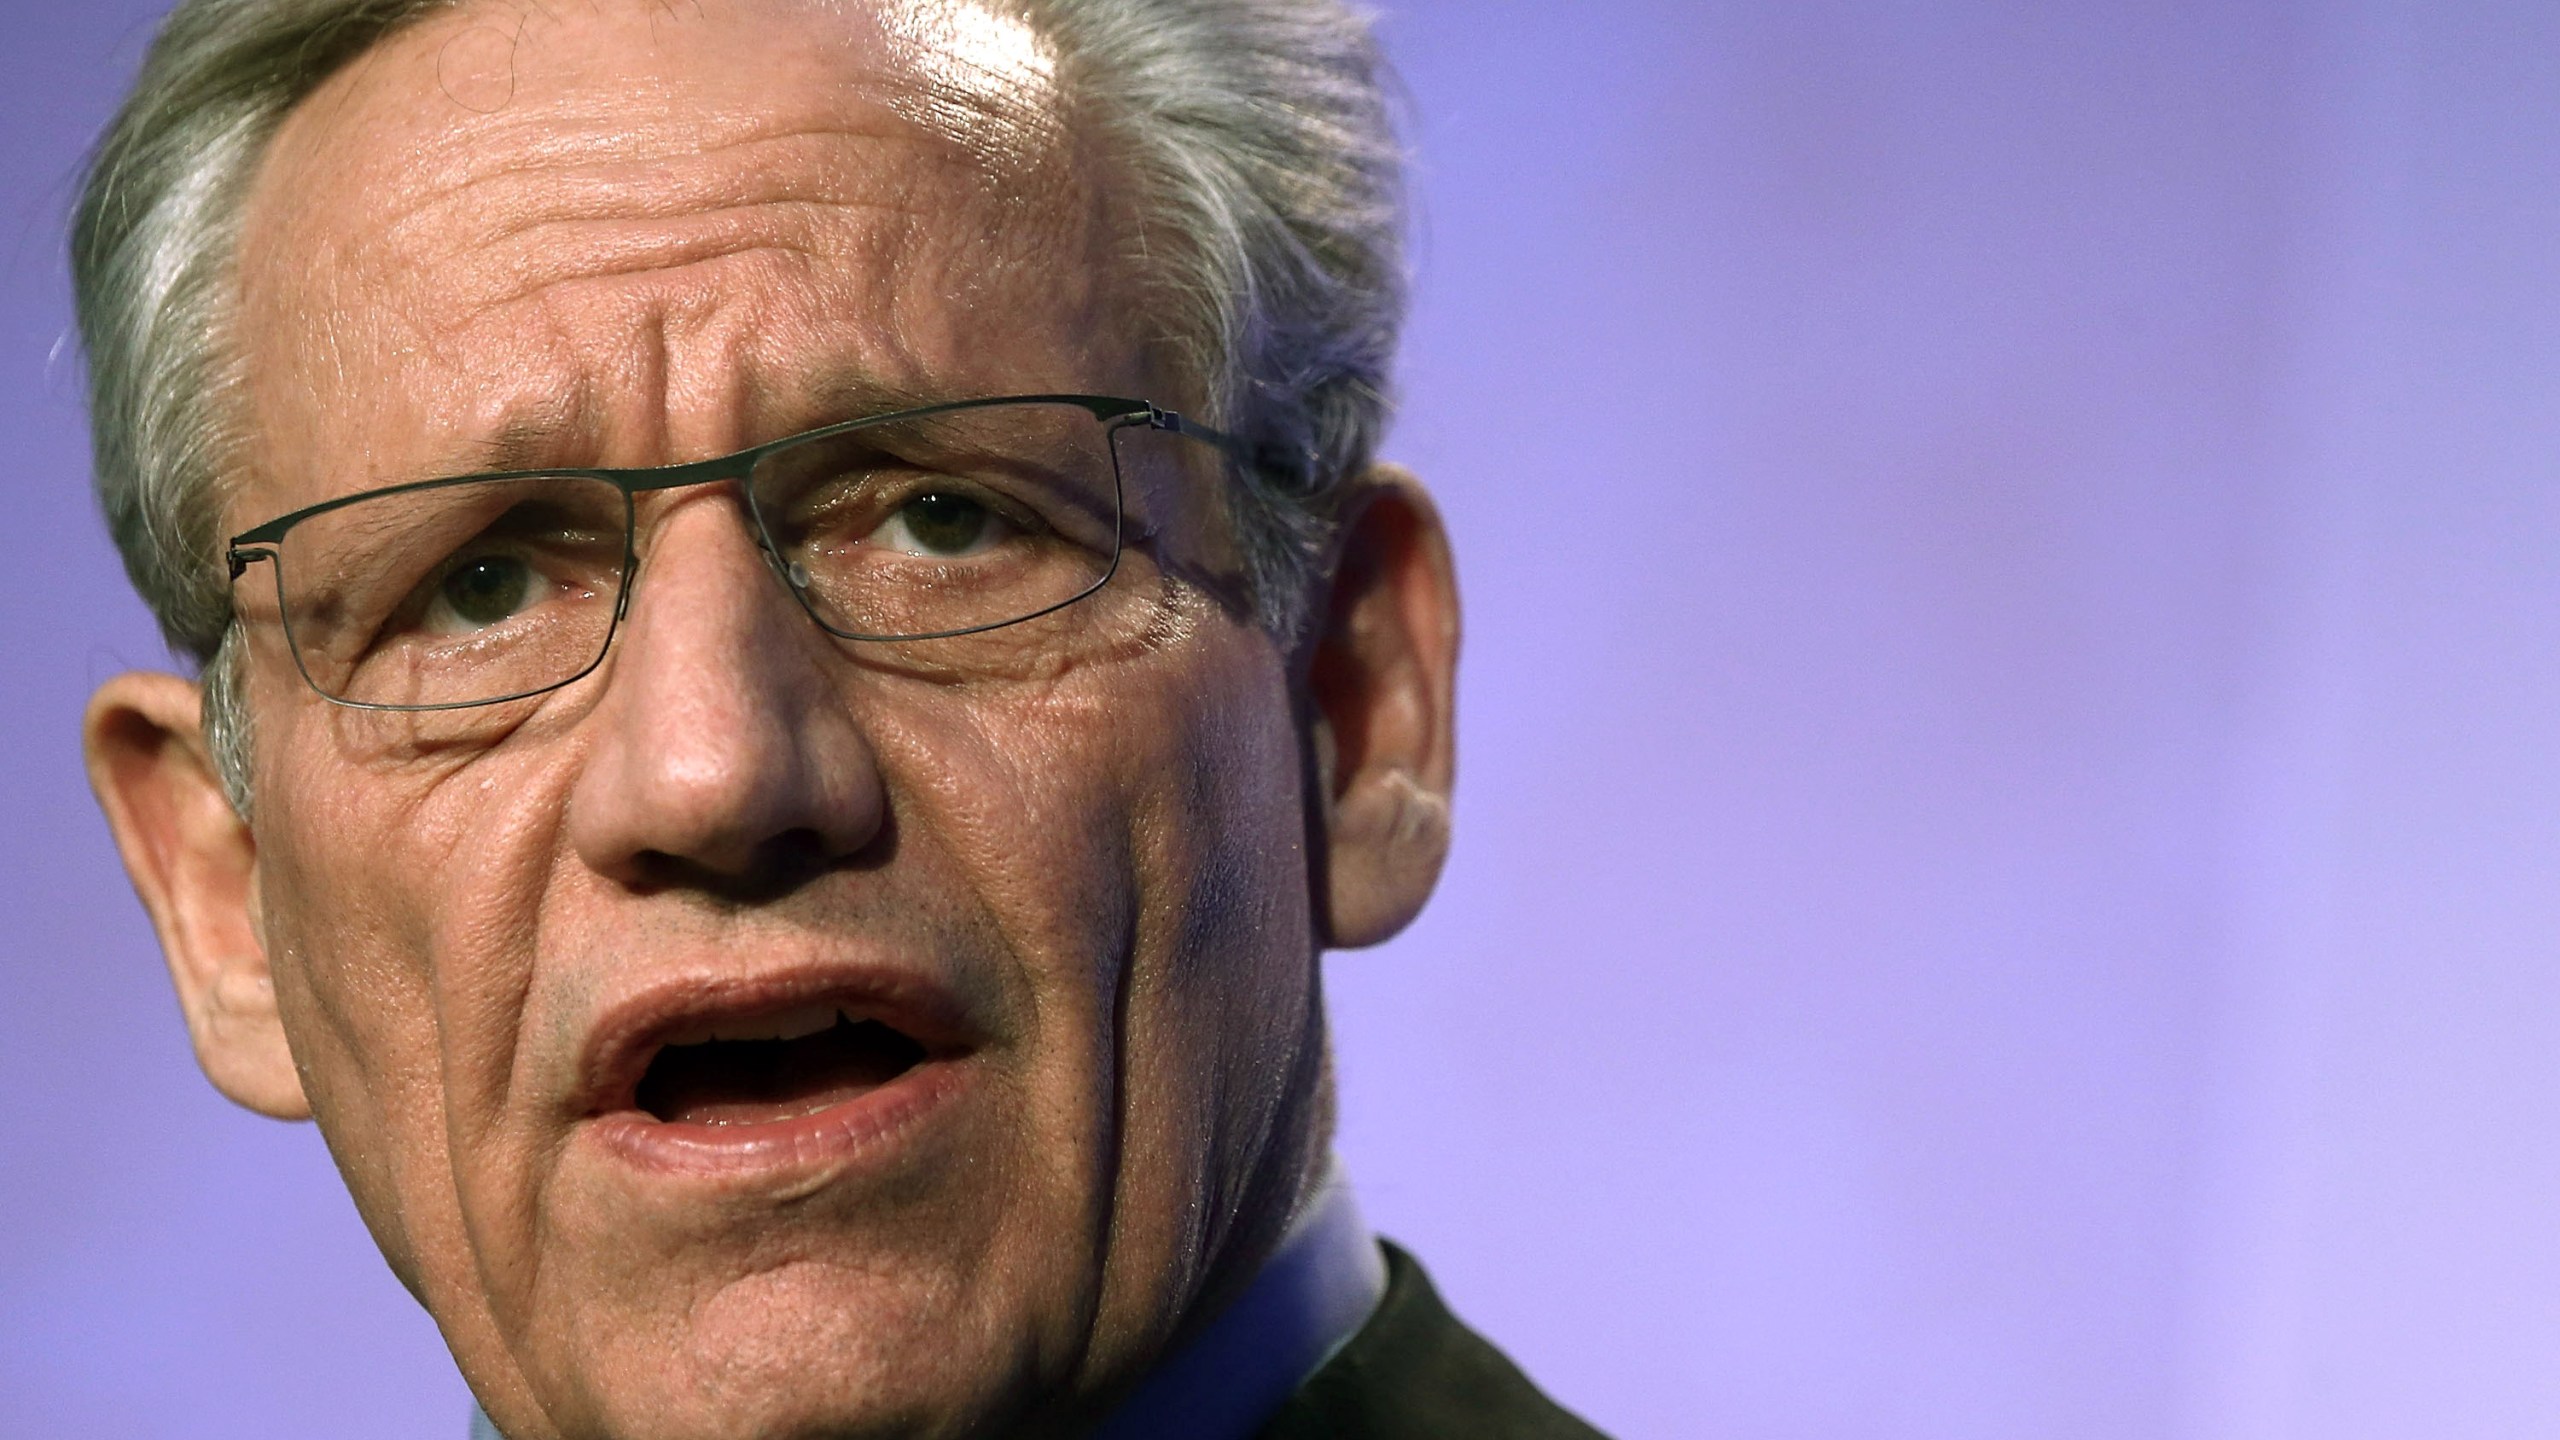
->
xmin=751 ymin=533 xmax=812 ymax=592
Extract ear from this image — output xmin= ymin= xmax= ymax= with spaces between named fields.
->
xmin=84 ymin=670 xmax=309 ymax=1120
xmin=1302 ymin=464 xmax=1460 ymax=949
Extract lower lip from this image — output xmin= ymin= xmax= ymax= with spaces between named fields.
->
xmin=583 ymin=1057 xmax=970 ymax=1185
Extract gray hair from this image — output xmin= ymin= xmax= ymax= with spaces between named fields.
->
xmin=71 ymin=0 xmax=1407 ymax=812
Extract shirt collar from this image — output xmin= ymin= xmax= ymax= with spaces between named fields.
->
xmin=468 ymin=1165 xmax=1384 ymax=1440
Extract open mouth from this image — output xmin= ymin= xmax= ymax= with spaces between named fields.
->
xmin=632 ymin=1003 xmax=931 ymax=1127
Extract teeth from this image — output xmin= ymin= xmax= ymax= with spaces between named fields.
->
xmin=662 ymin=1002 xmax=849 ymax=1049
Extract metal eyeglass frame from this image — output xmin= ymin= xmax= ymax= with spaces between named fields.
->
xmin=223 ymin=393 xmax=1281 ymax=712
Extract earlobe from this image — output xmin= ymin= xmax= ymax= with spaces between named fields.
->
xmin=84 ymin=671 xmax=310 ymax=1120
xmin=1303 ymin=465 xmax=1461 ymax=949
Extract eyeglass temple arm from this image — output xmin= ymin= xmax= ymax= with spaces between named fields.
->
xmin=1142 ymin=406 xmax=1318 ymax=489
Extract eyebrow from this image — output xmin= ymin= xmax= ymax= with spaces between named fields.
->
xmin=453 ymin=374 xmax=963 ymax=477
xmin=468 ymin=411 xmax=588 ymax=476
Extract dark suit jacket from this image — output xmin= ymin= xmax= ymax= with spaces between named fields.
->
xmin=1256 ymin=1244 xmax=1611 ymax=1439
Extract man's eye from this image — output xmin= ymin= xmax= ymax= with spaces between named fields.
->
xmin=433 ymin=554 xmax=537 ymax=629
xmin=878 ymin=492 xmax=1000 ymax=557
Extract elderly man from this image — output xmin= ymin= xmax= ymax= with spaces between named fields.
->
xmin=73 ymin=0 xmax=1602 ymax=1436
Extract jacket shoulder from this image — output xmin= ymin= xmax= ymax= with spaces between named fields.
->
xmin=1256 ymin=1242 xmax=1611 ymax=1440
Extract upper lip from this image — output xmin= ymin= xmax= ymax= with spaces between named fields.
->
xmin=572 ymin=958 xmax=981 ymax=1118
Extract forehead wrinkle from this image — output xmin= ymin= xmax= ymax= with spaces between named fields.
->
xmin=234 ymin=0 xmax=1130 ymax=509
xmin=370 ymin=228 xmax=1015 ymax=479
xmin=314 ymin=119 xmax=1086 ymax=387
xmin=446 ymin=200 xmax=913 ymax=324
xmin=317 ymin=14 xmax=1078 ymax=262
xmin=462 ymin=369 xmax=954 ymax=476
xmin=362 ymin=126 xmax=964 ymax=314
xmin=392 ymin=120 xmax=950 ymax=238
xmin=262 ymin=7 xmax=1087 ymax=313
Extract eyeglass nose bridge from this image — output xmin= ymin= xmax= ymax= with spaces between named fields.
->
xmin=614 ymin=449 xmax=759 ymax=494
xmin=598 ymin=451 xmax=818 ymax=628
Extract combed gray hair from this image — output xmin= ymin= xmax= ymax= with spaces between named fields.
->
xmin=71 ymin=0 xmax=1407 ymax=813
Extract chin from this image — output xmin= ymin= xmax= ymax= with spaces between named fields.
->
xmin=524 ymin=1260 xmax=1046 ymax=1440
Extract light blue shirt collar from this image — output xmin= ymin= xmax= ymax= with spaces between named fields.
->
xmin=470 ymin=1167 xmax=1384 ymax=1440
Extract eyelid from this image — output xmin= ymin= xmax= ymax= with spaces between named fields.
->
xmin=393 ymin=527 xmax=607 ymax=635
xmin=777 ymin=466 xmax=1061 ymax=539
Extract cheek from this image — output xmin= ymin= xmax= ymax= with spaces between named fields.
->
xmin=257 ymin=710 xmax=442 ymax=1091
xmin=1032 ymin=626 xmax=1324 ymax=1330
xmin=1142 ymin=690 xmax=1313 ymax=990
xmin=249 ymin=721 xmax=450 ymax=1282
xmin=1121 ymin=667 xmax=1320 ymax=1117
xmin=260 ymin=705 xmax=561 ymax=1028
xmin=882 ymin=620 xmax=1310 ymax=977
xmin=874 ymin=617 xmax=1320 ymax=1286
xmin=251 ymin=695 xmax=582 ymax=1251
xmin=969 ymin=620 xmax=1316 ymax=1124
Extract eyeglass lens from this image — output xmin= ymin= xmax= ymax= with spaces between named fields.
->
xmin=262 ymin=400 xmax=1129 ymax=710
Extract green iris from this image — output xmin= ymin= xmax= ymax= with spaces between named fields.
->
xmin=900 ymin=492 xmax=990 ymax=555
xmin=441 ymin=555 xmax=533 ymax=627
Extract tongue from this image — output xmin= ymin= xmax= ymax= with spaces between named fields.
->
xmin=636 ymin=1018 xmax=927 ymax=1126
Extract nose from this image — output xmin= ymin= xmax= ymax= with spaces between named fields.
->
xmin=566 ymin=492 xmax=887 ymax=891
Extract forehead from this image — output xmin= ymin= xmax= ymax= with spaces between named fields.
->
xmin=234 ymin=0 xmax=1126 ymax=495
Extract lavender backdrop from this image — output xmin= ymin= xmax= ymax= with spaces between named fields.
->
xmin=9 ymin=2 xmax=2560 ymax=1436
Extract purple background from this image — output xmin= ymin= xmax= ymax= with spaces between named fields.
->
xmin=9 ymin=2 xmax=2560 ymax=1436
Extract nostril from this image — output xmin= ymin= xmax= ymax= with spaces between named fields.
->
xmin=625 ymin=826 xmax=856 ymax=900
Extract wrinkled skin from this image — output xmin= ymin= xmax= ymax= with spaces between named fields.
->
xmin=82 ymin=2 xmax=1458 ymax=1438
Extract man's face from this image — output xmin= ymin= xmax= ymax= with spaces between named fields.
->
xmin=205 ymin=3 xmax=1335 ymax=1434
